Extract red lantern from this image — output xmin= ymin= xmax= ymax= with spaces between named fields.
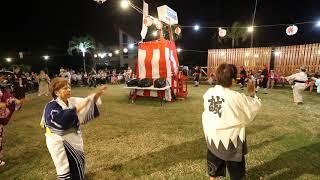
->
xmin=175 ymin=27 xmax=181 ymax=35
xmin=143 ymin=16 xmax=153 ymax=27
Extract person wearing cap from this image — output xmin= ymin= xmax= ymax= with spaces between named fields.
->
xmin=285 ymin=67 xmax=308 ymax=105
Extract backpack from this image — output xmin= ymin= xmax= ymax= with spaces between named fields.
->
xmin=154 ymin=78 xmax=166 ymax=88
xmin=126 ymin=79 xmax=139 ymax=87
xmin=138 ymin=78 xmax=153 ymax=87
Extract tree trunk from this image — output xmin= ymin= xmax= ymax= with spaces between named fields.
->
xmin=83 ymin=55 xmax=86 ymax=73
xmin=232 ymin=38 xmax=235 ymax=48
xmin=93 ymin=57 xmax=97 ymax=71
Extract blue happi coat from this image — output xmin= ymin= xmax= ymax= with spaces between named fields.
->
xmin=42 ymin=96 xmax=100 ymax=180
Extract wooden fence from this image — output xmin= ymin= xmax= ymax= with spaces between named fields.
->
xmin=207 ymin=43 xmax=320 ymax=76
xmin=207 ymin=47 xmax=272 ymax=76
xmin=274 ymin=44 xmax=320 ymax=76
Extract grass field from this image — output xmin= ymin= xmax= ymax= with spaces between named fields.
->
xmin=0 ymin=84 xmax=319 ymax=180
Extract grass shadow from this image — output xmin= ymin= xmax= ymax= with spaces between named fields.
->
xmin=246 ymin=125 xmax=273 ymax=135
xmin=86 ymin=138 xmax=206 ymax=178
xmin=248 ymin=135 xmax=287 ymax=152
xmin=247 ymin=143 xmax=320 ymax=179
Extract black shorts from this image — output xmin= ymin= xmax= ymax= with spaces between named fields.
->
xmin=207 ymin=150 xmax=245 ymax=180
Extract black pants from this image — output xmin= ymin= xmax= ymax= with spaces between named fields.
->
xmin=207 ymin=150 xmax=245 ymax=180
xmin=239 ymin=78 xmax=245 ymax=86
xmin=261 ymin=77 xmax=268 ymax=88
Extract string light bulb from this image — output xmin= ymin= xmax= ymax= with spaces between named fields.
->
xmin=120 ymin=0 xmax=129 ymax=9
xmin=194 ymin=24 xmax=200 ymax=31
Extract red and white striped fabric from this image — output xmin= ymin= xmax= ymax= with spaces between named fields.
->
xmin=136 ymin=40 xmax=179 ymax=101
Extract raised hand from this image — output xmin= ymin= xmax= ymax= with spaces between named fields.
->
xmin=94 ymin=85 xmax=107 ymax=102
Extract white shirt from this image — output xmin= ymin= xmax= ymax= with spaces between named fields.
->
xmin=286 ymin=71 xmax=308 ymax=88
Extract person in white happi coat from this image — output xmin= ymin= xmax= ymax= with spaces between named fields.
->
xmin=202 ymin=64 xmax=262 ymax=180
xmin=285 ymin=67 xmax=308 ymax=105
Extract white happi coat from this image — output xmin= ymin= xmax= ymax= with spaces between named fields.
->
xmin=202 ymin=85 xmax=261 ymax=161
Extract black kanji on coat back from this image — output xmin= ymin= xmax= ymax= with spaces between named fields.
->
xmin=208 ymin=96 xmax=225 ymax=118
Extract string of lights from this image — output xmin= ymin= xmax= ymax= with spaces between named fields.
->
xmin=178 ymin=49 xmax=208 ymax=53
xmin=1 ymin=42 xmax=140 ymax=62
xmin=181 ymin=21 xmax=318 ymax=29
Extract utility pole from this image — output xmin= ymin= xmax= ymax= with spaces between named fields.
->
xmin=250 ymin=0 xmax=258 ymax=48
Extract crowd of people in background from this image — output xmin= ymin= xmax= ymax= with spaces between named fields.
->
xmin=0 ymin=66 xmax=134 ymax=96
xmin=58 ymin=66 xmax=134 ymax=87
xmin=2 ymin=65 xmax=319 ymax=97
xmin=203 ymin=65 xmax=320 ymax=95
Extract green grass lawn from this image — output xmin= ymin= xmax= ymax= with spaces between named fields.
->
xmin=0 ymin=84 xmax=319 ymax=179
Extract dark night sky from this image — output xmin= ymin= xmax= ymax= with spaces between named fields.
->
xmin=0 ymin=0 xmax=320 ymax=69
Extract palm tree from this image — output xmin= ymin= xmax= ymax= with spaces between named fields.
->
xmin=68 ymin=36 xmax=96 ymax=73
xmin=226 ymin=22 xmax=248 ymax=48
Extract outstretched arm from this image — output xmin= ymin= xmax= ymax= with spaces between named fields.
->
xmin=93 ymin=85 xmax=107 ymax=102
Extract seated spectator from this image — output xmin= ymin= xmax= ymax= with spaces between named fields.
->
xmin=71 ymin=73 xmax=78 ymax=85
xmin=82 ymin=72 xmax=88 ymax=86
xmin=254 ymin=70 xmax=262 ymax=89
xmin=76 ymin=72 xmax=82 ymax=86
xmin=111 ymin=75 xmax=118 ymax=84
xmin=268 ymin=70 xmax=276 ymax=89
xmin=274 ymin=70 xmax=285 ymax=88
xmin=117 ymin=73 xmax=124 ymax=83
xmin=305 ymin=71 xmax=317 ymax=93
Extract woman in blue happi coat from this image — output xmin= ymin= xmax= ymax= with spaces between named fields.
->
xmin=41 ymin=77 xmax=106 ymax=180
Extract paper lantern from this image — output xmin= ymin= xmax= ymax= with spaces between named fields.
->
xmin=218 ymin=28 xmax=227 ymax=37
xmin=286 ymin=25 xmax=298 ymax=36
xmin=94 ymin=0 xmax=107 ymax=4
xmin=143 ymin=16 xmax=153 ymax=27
xmin=175 ymin=27 xmax=181 ymax=35
xmin=153 ymin=19 xmax=163 ymax=30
